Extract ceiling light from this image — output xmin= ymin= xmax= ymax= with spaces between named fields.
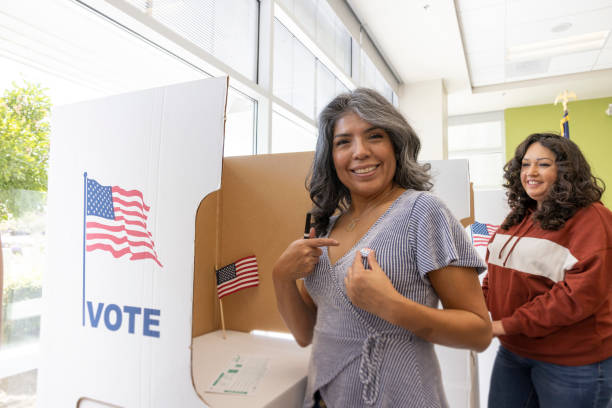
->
xmin=551 ymin=22 xmax=572 ymax=33
xmin=506 ymin=31 xmax=609 ymax=62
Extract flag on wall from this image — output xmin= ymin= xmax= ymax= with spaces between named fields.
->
xmin=85 ymin=176 xmax=162 ymax=267
xmin=470 ymin=221 xmax=499 ymax=247
xmin=560 ymin=109 xmax=570 ymax=139
xmin=216 ymin=255 xmax=259 ymax=299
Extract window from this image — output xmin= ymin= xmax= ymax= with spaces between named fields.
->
xmin=316 ymin=61 xmax=349 ymax=117
xmin=125 ymin=0 xmax=260 ymax=81
xmin=271 ymin=109 xmax=317 ymax=153
xmin=0 ymin=192 xmax=46 ymax=352
xmin=1 ymin=84 xmax=49 ymax=406
xmin=361 ymin=51 xmax=394 ymax=103
xmin=225 ymin=88 xmax=257 ymax=157
xmin=273 ymin=20 xmax=316 ymax=119
xmin=276 ymin=0 xmax=352 ymax=77
xmin=271 ymin=0 xmax=399 ymax=148
xmin=316 ymin=0 xmax=352 ymax=75
xmin=448 ymin=112 xmax=505 ymax=190
xmin=272 ymin=17 xmax=353 ymax=126
xmin=0 ymin=0 xmax=207 ymax=106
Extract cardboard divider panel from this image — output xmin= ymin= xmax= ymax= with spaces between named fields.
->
xmin=193 ymin=152 xmax=314 ymax=336
xmin=192 ymin=156 xmax=475 ymax=336
xmin=461 ymin=182 xmax=475 ymax=228
xmin=193 ymin=190 xmax=221 ymax=337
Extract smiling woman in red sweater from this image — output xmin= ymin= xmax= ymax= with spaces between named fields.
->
xmin=483 ymin=133 xmax=612 ymax=408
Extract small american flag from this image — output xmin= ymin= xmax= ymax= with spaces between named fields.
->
xmin=85 ymin=176 xmax=162 ymax=267
xmin=216 ymin=255 xmax=259 ymax=299
xmin=471 ymin=222 xmax=499 ymax=247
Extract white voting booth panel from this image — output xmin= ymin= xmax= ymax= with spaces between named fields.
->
xmin=428 ymin=160 xmax=471 ymax=224
xmin=472 ymin=189 xmax=510 ymax=408
xmin=39 ymin=78 xmax=228 ymax=407
xmin=429 ymin=160 xmax=480 ymax=408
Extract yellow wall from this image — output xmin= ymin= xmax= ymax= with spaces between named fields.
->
xmin=505 ymin=96 xmax=612 ymax=208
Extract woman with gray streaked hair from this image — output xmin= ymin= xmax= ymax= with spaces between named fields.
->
xmin=272 ymin=88 xmax=491 ymax=407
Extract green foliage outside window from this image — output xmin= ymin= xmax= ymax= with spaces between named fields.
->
xmin=0 ymin=81 xmax=51 ymax=220
xmin=1 ymin=274 xmax=42 ymax=346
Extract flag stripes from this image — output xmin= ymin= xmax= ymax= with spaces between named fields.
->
xmin=216 ymin=255 xmax=259 ymax=298
xmin=471 ymin=222 xmax=499 ymax=247
xmin=85 ymin=177 xmax=162 ymax=267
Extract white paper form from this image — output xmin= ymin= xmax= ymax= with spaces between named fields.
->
xmin=207 ymin=355 xmax=270 ymax=396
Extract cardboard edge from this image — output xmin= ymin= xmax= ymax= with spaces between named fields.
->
xmin=76 ymin=396 xmax=123 ymax=408
xmin=460 ymin=182 xmax=475 ymax=228
xmin=190 ymin=188 xmax=220 ymax=408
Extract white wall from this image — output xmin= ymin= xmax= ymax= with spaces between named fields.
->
xmin=398 ymin=79 xmax=448 ymax=160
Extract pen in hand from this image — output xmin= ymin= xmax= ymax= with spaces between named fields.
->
xmin=303 ymin=212 xmax=312 ymax=239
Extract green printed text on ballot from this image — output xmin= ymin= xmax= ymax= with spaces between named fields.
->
xmin=212 ymin=373 xmax=224 ymax=386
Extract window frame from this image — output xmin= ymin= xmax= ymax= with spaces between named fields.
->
xmin=84 ymin=0 xmax=397 ymax=155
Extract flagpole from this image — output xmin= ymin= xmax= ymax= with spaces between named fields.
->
xmin=214 ymin=189 xmax=227 ymax=339
xmin=219 ymin=297 xmax=227 ymax=339
xmin=555 ymin=90 xmax=576 ymax=139
xmin=82 ymin=172 xmax=87 ymax=326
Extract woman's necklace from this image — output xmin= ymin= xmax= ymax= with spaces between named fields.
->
xmin=345 ymin=187 xmax=397 ymax=232
xmin=345 ymin=217 xmax=361 ymax=232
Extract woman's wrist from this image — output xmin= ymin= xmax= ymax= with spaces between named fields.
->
xmin=272 ymin=265 xmax=296 ymax=285
xmin=492 ymin=320 xmax=506 ymax=336
xmin=379 ymin=290 xmax=410 ymax=324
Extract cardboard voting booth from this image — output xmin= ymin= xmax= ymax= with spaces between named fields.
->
xmin=41 ymin=75 xmax=482 ymax=407
xmin=192 ymin=153 xmax=474 ymax=334
xmin=192 ymin=152 xmax=316 ymax=407
xmin=191 ymin=154 xmax=480 ymax=408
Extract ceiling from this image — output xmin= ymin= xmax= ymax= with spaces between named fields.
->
xmin=347 ymin=0 xmax=612 ymax=116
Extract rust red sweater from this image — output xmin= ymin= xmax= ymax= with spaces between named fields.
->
xmin=483 ymin=202 xmax=612 ymax=366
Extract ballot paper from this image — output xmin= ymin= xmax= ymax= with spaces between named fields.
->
xmin=207 ymin=354 xmax=270 ymax=396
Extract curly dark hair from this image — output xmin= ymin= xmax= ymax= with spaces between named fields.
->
xmin=307 ymin=88 xmax=432 ymax=236
xmin=502 ymin=132 xmax=605 ymax=231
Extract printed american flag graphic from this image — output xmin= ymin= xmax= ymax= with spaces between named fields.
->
xmin=85 ymin=177 xmax=162 ymax=267
xmin=216 ymin=255 xmax=259 ymax=299
xmin=471 ymin=221 xmax=499 ymax=247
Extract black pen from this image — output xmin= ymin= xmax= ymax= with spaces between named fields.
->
xmin=303 ymin=212 xmax=312 ymax=239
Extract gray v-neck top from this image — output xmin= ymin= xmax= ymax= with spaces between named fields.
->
xmin=303 ymin=189 xmax=486 ymax=407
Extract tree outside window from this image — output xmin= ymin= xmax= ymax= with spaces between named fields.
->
xmin=0 ymin=81 xmax=51 ymax=407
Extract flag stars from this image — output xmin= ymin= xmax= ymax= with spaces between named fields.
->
xmin=86 ymin=179 xmax=115 ymax=219
xmin=217 ymin=265 xmax=237 ymax=284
